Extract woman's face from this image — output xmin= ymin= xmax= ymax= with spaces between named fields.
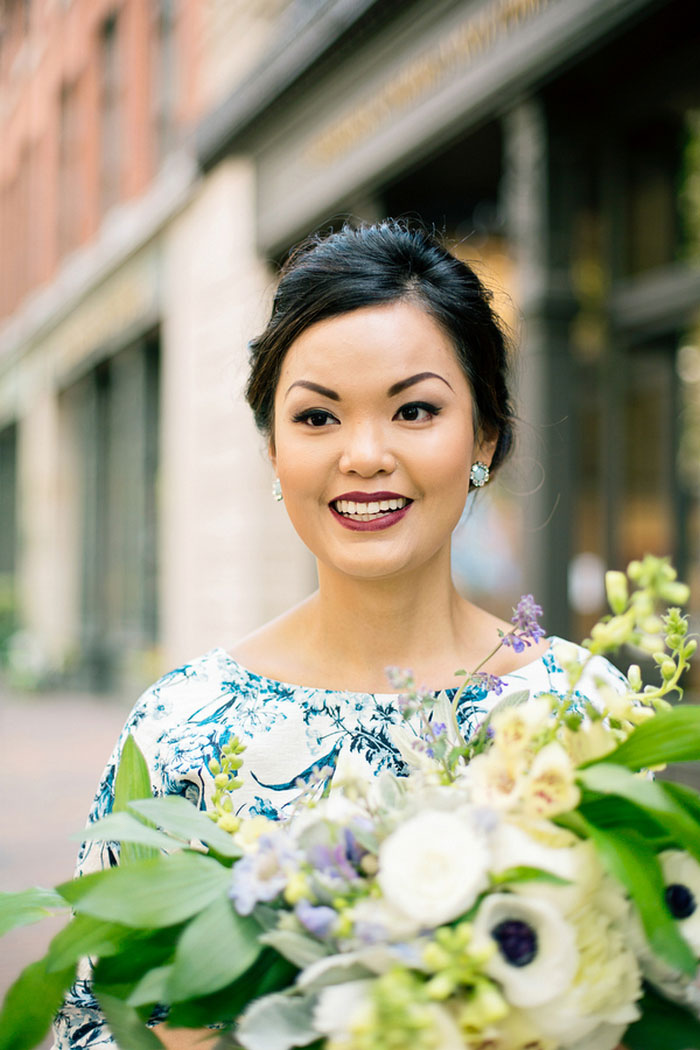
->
xmin=271 ymin=300 xmax=495 ymax=582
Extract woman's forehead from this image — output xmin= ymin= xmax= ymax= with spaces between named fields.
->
xmin=277 ymin=301 xmax=465 ymax=392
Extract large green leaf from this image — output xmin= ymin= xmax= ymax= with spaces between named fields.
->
xmin=76 ymin=811 xmax=183 ymax=853
xmin=597 ymin=706 xmax=700 ymax=769
xmin=91 ymin=929 xmax=177 ymax=987
xmin=129 ymin=796 xmax=243 ymax=858
xmin=579 ymin=764 xmax=700 ymax=862
xmin=46 ymin=914 xmax=136 ymax=972
xmin=57 ymin=852 xmax=231 ymax=927
xmin=625 ymin=984 xmax=700 ymax=1050
xmin=95 ymin=992 xmax=164 ymax=1049
xmin=0 ymin=887 xmax=68 ymax=937
xmin=113 ymin=734 xmax=157 ymax=864
xmin=126 ymin=964 xmax=174 ymax=1007
xmin=166 ymin=950 xmax=297 ymax=1028
xmin=0 ymin=957 xmax=76 ymax=1050
xmin=166 ymin=896 xmax=262 ymax=1002
xmin=581 ymin=819 xmax=696 ymax=976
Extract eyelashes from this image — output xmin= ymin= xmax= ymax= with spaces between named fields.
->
xmin=291 ymin=401 xmax=443 ymax=428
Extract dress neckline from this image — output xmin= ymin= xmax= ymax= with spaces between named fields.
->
xmin=210 ymin=637 xmax=561 ymax=699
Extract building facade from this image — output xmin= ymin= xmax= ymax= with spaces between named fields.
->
xmin=1 ymin=0 xmax=699 ymax=692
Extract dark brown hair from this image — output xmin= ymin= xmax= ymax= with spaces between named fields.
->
xmin=246 ymin=219 xmax=515 ymax=475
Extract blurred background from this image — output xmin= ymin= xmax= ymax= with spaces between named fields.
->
xmin=1 ymin=0 xmax=700 ymax=696
xmin=1 ymin=0 xmax=700 ymax=1020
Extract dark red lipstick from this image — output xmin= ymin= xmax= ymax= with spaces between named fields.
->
xmin=329 ymin=491 xmax=413 ymax=532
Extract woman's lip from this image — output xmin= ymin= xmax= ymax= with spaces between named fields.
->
xmin=329 ymin=502 xmax=411 ymax=531
xmin=330 ymin=490 xmax=409 ymax=504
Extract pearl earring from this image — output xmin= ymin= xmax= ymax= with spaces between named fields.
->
xmin=469 ymin=461 xmax=490 ymax=488
xmin=272 ymin=478 xmax=283 ymax=502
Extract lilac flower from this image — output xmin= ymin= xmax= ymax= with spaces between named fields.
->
xmin=470 ymin=673 xmax=506 ymax=696
xmin=295 ymin=898 xmax=338 ymax=939
xmin=229 ymin=832 xmax=299 ymax=915
xmin=502 ymin=594 xmax=545 ymax=651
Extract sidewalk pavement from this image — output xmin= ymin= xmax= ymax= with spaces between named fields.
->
xmin=0 ymin=682 xmax=133 ymax=1041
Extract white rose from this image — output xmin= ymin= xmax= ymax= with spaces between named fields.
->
xmin=378 ymin=810 xmax=490 ymax=928
xmin=472 ymin=893 xmax=579 ymax=1007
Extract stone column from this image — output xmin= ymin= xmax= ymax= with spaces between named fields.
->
xmin=502 ymin=99 xmax=578 ymax=634
xmin=161 ymin=156 xmax=314 ymax=666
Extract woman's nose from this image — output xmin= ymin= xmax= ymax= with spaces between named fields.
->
xmin=338 ymin=422 xmax=396 ymax=476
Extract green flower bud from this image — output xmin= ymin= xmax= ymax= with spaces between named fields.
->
xmin=627 ymin=664 xmax=642 ymax=691
xmin=214 ymin=773 xmax=230 ymax=789
xmin=661 ymin=659 xmax=676 ymax=680
xmin=605 ymin=571 xmax=629 ymax=614
xmin=628 ymin=560 xmax=643 ymax=581
xmin=208 ymin=759 xmax=221 ymax=776
xmin=683 ymin=639 xmax=698 ymax=659
xmin=661 ymin=582 xmax=690 ymax=605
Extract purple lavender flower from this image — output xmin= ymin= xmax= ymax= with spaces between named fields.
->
xmin=470 ymin=673 xmax=506 ymax=696
xmin=295 ymin=898 xmax=338 ymax=939
xmin=502 ymin=594 xmax=545 ymax=651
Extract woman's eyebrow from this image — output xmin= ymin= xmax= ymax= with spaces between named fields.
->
xmin=285 ymin=380 xmax=340 ymax=401
xmin=387 ymin=372 xmax=453 ymax=396
xmin=285 ymin=371 xmax=453 ymax=401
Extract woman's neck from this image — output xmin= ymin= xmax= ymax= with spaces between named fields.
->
xmin=298 ymin=552 xmax=489 ymax=691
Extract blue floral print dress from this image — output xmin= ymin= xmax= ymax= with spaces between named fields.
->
xmin=51 ymin=639 xmax=627 ymax=1048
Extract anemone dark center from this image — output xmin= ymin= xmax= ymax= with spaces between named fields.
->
xmin=666 ymin=883 xmax=696 ymax=920
xmin=491 ymin=919 xmax=538 ymax=967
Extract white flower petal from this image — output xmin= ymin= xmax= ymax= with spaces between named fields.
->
xmin=312 ymin=979 xmax=373 ymax=1039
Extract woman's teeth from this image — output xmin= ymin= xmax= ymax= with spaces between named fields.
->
xmin=333 ymin=497 xmax=408 ymax=520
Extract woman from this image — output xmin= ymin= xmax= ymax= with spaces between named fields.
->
xmin=52 ymin=221 xmax=626 ymax=1048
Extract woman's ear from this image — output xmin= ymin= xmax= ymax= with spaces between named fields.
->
xmin=475 ymin=429 xmax=498 ymax=469
xmin=268 ymin=437 xmax=277 ymax=474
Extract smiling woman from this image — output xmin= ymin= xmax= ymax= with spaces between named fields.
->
xmin=50 ymin=221 xmax=631 ymax=1048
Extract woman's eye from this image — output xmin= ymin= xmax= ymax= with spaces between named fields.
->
xmin=395 ymin=402 xmax=441 ymax=423
xmin=293 ymin=409 xmax=338 ymax=427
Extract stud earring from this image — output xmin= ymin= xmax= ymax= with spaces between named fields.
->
xmin=469 ymin=461 xmax=490 ymax=488
xmin=272 ymin=477 xmax=283 ymax=502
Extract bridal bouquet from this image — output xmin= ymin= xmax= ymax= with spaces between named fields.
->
xmin=3 ymin=555 xmax=700 ymax=1050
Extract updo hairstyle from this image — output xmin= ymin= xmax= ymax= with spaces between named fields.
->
xmin=245 ymin=220 xmax=515 ymax=477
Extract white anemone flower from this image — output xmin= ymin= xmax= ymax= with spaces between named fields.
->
xmin=378 ymin=810 xmax=490 ymax=928
xmin=472 ymin=893 xmax=579 ymax=1007
xmin=660 ymin=850 xmax=700 ymax=955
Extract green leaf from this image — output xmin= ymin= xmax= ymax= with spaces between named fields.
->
xmin=166 ymin=950 xmax=297 ymax=1027
xmin=57 ymin=852 xmax=231 ymax=927
xmin=490 ymin=866 xmax=572 ymax=887
xmin=0 ymin=887 xmax=68 ymax=937
xmin=579 ymin=764 xmax=700 ymax=863
xmin=0 ymin=957 xmax=76 ymax=1050
xmin=129 ymin=796 xmax=243 ymax=858
xmin=90 ymin=926 xmax=179 ymax=985
xmin=625 ymin=983 xmax=700 ymax=1050
xmin=46 ymin=914 xmax=135 ymax=972
xmin=127 ymin=964 xmax=174 ymax=1007
xmin=236 ymin=993 xmax=318 ymax=1050
xmin=95 ymin=992 xmax=164 ymax=1049
xmin=167 ymin=895 xmax=262 ymax=1002
xmin=598 ymin=706 xmax=700 ymax=769
xmin=259 ymin=928 xmax=330 ymax=968
xmin=580 ymin=819 xmax=696 ymax=976
xmin=76 ymin=811 xmax=183 ymax=853
xmin=113 ymin=734 xmax=157 ymax=865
